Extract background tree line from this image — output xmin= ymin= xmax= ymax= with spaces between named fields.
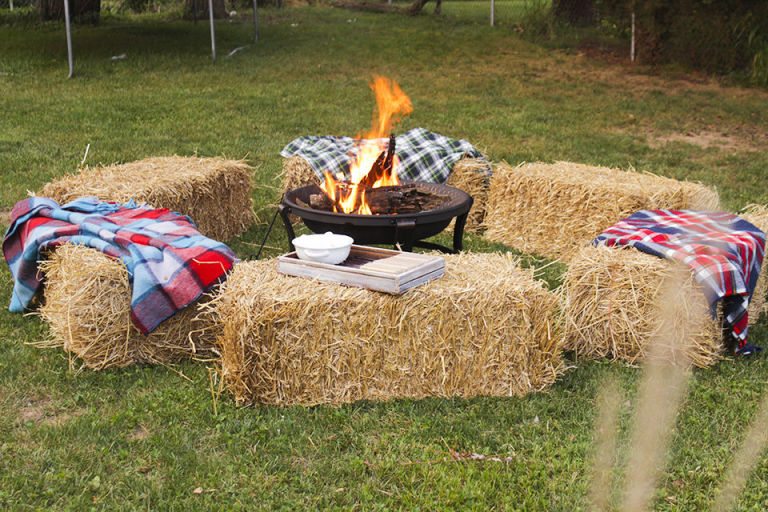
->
xmin=553 ymin=0 xmax=768 ymax=85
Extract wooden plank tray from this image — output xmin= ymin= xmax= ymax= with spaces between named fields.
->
xmin=277 ymin=245 xmax=445 ymax=294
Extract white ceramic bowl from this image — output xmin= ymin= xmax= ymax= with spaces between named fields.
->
xmin=292 ymin=232 xmax=354 ymax=265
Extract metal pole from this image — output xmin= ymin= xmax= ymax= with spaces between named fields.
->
xmin=208 ymin=0 xmax=216 ymax=62
xmin=252 ymin=0 xmax=259 ymax=42
xmin=630 ymin=11 xmax=636 ymax=62
xmin=63 ymin=0 xmax=74 ymax=78
xmin=490 ymin=0 xmax=495 ymax=27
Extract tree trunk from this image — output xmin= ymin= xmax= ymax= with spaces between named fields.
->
xmin=39 ymin=0 xmax=101 ymax=23
xmin=184 ymin=0 xmax=227 ymax=20
xmin=408 ymin=0 xmax=442 ymax=15
xmin=552 ymin=0 xmax=593 ymax=26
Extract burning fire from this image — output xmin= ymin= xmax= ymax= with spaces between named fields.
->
xmin=321 ymin=76 xmax=414 ymax=215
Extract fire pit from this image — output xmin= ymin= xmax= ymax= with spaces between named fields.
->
xmin=279 ymin=182 xmax=473 ymax=253
xmin=278 ymin=76 xmax=473 ymax=253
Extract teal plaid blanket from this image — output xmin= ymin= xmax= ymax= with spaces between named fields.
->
xmin=280 ymin=128 xmax=488 ymax=183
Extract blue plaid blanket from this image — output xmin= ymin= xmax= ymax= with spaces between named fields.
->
xmin=595 ymin=210 xmax=766 ymax=351
xmin=3 ymin=197 xmax=237 ymax=334
xmin=280 ymin=127 xmax=488 ymax=183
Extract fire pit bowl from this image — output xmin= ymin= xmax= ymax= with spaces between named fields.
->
xmin=279 ymin=183 xmax=473 ymax=253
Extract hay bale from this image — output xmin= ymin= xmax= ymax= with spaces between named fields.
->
xmin=280 ymin=156 xmax=320 ymax=192
xmin=40 ymin=156 xmax=255 ymax=241
xmin=446 ymin=157 xmax=491 ymax=231
xmin=483 ymin=162 xmax=721 ymax=261
xmin=209 ymin=253 xmax=563 ymax=406
xmin=561 ymin=245 xmax=732 ymax=367
xmin=37 ymin=245 xmax=217 ymax=370
xmin=742 ymin=205 xmax=768 ymax=321
xmin=279 ymin=156 xmax=491 ymax=233
xmin=279 ymin=156 xmax=321 ymax=225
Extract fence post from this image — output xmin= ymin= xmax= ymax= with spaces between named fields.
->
xmin=252 ymin=0 xmax=259 ymax=42
xmin=630 ymin=11 xmax=636 ymax=62
xmin=64 ymin=0 xmax=74 ymax=78
xmin=208 ymin=0 xmax=217 ymax=62
xmin=490 ymin=0 xmax=495 ymax=26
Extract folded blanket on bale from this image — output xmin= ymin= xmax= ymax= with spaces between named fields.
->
xmin=594 ymin=210 xmax=766 ymax=353
xmin=3 ymin=197 xmax=237 ymax=334
xmin=280 ymin=127 xmax=488 ymax=184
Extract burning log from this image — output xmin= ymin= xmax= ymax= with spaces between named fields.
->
xmin=365 ymin=185 xmax=449 ymax=215
xmin=383 ymin=134 xmax=396 ymax=177
xmin=308 ymin=193 xmax=333 ymax=211
xmin=307 ymin=184 xmax=449 ymax=215
xmin=314 ymin=133 xmax=411 ymax=214
xmin=313 ymin=77 xmax=414 ymax=215
xmin=362 ymin=152 xmax=386 ymax=191
xmin=358 ymin=134 xmax=397 ymax=193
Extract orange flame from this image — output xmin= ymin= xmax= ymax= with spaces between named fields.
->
xmin=369 ymin=76 xmax=413 ymax=139
xmin=320 ymin=76 xmax=413 ymax=214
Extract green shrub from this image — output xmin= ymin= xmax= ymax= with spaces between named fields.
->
xmin=519 ymin=0 xmax=557 ymax=40
xmin=750 ymin=46 xmax=768 ymax=86
xmin=571 ymin=0 xmax=768 ymax=84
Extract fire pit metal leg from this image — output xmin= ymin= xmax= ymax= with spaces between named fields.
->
xmin=278 ymin=204 xmax=297 ymax=251
xmin=453 ymin=211 xmax=469 ymax=253
xmin=395 ymin=218 xmax=417 ymax=252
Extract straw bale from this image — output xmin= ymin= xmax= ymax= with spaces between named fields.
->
xmin=483 ymin=162 xmax=721 ymax=261
xmin=279 ymin=156 xmax=491 ymax=232
xmin=209 ymin=253 xmax=563 ymax=406
xmin=446 ymin=158 xmax=492 ymax=231
xmin=40 ymin=156 xmax=255 ymax=241
xmin=561 ymin=245 xmax=726 ymax=367
xmin=37 ymin=245 xmax=216 ymax=370
xmin=280 ymin=156 xmax=320 ymax=192
xmin=742 ymin=205 xmax=768 ymax=321
xmin=279 ymin=156 xmax=320 ymax=225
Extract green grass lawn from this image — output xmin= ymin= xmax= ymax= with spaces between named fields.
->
xmin=1 ymin=5 xmax=768 ymax=510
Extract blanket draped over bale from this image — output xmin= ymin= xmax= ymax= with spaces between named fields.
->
xmin=40 ymin=156 xmax=255 ymax=241
xmin=483 ymin=162 xmax=720 ymax=261
xmin=560 ymin=244 xmax=768 ymax=368
xmin=37 ymin=245 xmax=217 ymax=370
xmin=280 ymin=155 xmax=491 ymax=232
xmin=742 ymin=205 xmax=768 ymax=321
xmin=208 ymin=253 xmax=563 ymax=406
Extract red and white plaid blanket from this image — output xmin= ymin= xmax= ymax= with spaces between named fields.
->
xmin=594 ymin=210 xmax=766 ymax=352
xmin=4 ymin=197 xmax=237 ymax=335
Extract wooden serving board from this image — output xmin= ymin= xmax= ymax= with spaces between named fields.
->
xmin=277 ymin=245 xmax=445 ymax=295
